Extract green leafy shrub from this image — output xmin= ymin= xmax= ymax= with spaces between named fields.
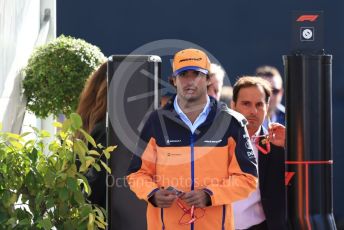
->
xmin=23 ymin=35 xmax=106 ymax=118
xmin=0 ymin=113 xmax=115 ymax=229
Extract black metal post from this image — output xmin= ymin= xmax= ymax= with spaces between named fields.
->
xmin=283 ymin=53 xmax=336 ymax=229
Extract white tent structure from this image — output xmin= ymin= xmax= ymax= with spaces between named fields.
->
xmin=0 ymin=0 xmax=56 ymax=134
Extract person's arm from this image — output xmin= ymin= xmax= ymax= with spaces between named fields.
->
xmin=203 ymin=121 xmax=258 ymax=206
xmin=126 ymin=139 xmax=159 ymax=202
xmin=126 ymin=114 xmax=160 ymax=203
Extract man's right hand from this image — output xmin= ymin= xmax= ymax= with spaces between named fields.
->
xmin=268 ymin=122 xmax=286 ymax=147
xmin=150 ymin=189 xmax=178 ymax=208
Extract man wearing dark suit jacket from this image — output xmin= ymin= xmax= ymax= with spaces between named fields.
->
xmin=230 ymin=76 xmax=286 ymax=230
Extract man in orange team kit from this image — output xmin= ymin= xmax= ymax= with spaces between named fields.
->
xmin=127 ymin=48 xmax=258 ymax=229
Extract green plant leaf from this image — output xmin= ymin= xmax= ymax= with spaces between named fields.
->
xmin=6 ymin=133 xmax=21 ymax=140
xmin=2 ymin=192 xmax=18 ymax=208
xmin=5 ymin=217 xmax=17 ymax=226
xmin=67 ymin=177 xmax=78 ymax=192
xmin=40 ymin=130 xmax=51 ymax=138
xmin=70 ymin=113 xmax=83 ymax=130
xmin=62 ymin=119 xmax=72 ymax=132
xmin=80 ymin=205 xmax=93 ymax=218
xmin=58 ymin=202 xmax=69 ymax=217
xmin=20 ymin=132 xmax=31 ymax=138
xmin=66 ymin=164 xmax=77 ymax=177
xmin=31 ymin=126 xmax=40 ymax=134
xmin=74 ymin=139 xmax=87 ymax=157
xmin=0 ymin=209 xmax=8 ymax=225
xmin=95 ymin=220 xmax=106 ymax=229
xmin=18 ymin=218 xmax=31 ymax=225
xmin=53 ymin=121 xmax=62 ymax=128
xmin=84 ymin=156 xmax=95 ymax=169
xmin=87 ymin=213 xmax=95 ymax=230
xmin=94 ymin=206 xmax=105 ymax=223
xmin=44 ymin=169 xmax=55 ymax=188
xmin=100 ymin=161 xmax=111 ymax=174
xmin=59 ymin=130 xmax=68 ymax=140
xmin=103 ymin=150 xmax=110 ymax=160
xmin=49 ymin=140 xmax=61 ymax=152
xmin=76 ymin=173 xmax=91 ymax=196
xmin=74 ymin=190 xmax=85 ymax=205
xmin=46 ymin=198 xmax=55 ymax=209
xmin=35 ymin=193 xmax=45 ymax=211
xmin=8 ymin=139 xmax=23 ymax=150
xmin=88 ymin=150 xmax=100 ymax=156
xmin=79 ymin=129 xmax=97 ymax=148
xmin=103 ymin=146 xmax=117 ymax=159
xmin=79 ymin=162 xmax=87 ymax=173
xmin=104 ymin=146 xmax=117 ymax=153
xmin=37 ymin=218 xmax=53 ymax=230
xmin=28 ymin=148 xmax=38 ymax=164
xmin=58 ymin=187 xmax=69 ymax=201
xmin=56 ymin=172 xmax=67 ymax=185
xmin=93 ymin=163 xmax=101 ymax=172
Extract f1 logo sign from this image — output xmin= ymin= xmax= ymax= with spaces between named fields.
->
xmin=296 ymin=15 xmax=319 ymax=22
xmin=300 ymin=27 xmax=314 ymax=41
xmin=292 ymin=11 xmax=323 ymax=51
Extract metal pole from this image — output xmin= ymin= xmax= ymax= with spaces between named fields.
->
xmin=283 ymin=53 xmax=336 ymax=229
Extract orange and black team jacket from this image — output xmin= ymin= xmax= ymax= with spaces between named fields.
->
xmin=127 ymin=97 xmax=258 ymax=230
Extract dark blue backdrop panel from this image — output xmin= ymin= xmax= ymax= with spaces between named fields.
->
xmin=57 ymin=0 xmax=344 ymax=228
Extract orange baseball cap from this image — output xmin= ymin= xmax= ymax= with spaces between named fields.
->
xmin=172 ymin=48 xmax=211 ymax=76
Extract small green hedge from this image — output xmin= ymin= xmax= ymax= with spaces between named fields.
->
xmin=23 ymin=35 xmax=106 ymax=118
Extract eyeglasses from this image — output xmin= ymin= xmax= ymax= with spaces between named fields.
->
xmin=257 ymin=72 xmax=274 ymax=77
xmin=176 ymin=199 xmax=205 ymax=225
xmin=251 ymin=134 xmax=271 ymax=155
xmin=272 ymin=88 xmax=281 ymax=95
